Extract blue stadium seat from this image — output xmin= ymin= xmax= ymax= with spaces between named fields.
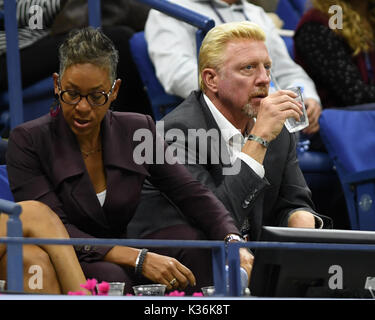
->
xmin=319 ymin=104 xmax=375 ymax=230
xmin=0 ymin=165 xmax=13 ymax=201
xmin=129 ymin=32 xmax=182 ymax=121
xmin=289 ymin=0 xmax=308 ymax=15
xmin=276 ymin=0 xmax=307 ymax=59
xmin=276 ymin=0 xmax=302 ymax=30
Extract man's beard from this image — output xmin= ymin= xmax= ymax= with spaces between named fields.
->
xmin=241 ymin=102 xmax=256 ymax=118
xmin=241 ymin=87 xmax=268 ymax=118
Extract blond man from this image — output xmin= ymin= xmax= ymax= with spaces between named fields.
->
xmin=131 ymin=22 xmax=332 ymax=284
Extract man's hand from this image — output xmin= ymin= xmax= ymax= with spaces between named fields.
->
xmin=303 ymin=98 xmax=322 ymax=135
xmin=252 ymin=90 xmax=304 ymax=142
xmin=288 ymin=210 xmax=316 ymax=228
xmin=239 ymin=248 xmax=254 ymax=284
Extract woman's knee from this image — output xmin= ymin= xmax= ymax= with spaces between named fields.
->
xmin=18 ymin=201 xmax=68 ymax=238
xmin=19 ymin=200 xmax=53 ymax=219
xmin=23 ymin=245 xmax=60 ymax=293
xmin=23 ymin=244 xmax=52 ymax=272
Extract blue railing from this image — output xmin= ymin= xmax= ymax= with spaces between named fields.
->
xmin=3 ymin=197 xmax=375 ymax=297
xmin=0 ymin=199 xmax=23 ymax=292
xmin=0 ymin=198 xmax=227 ymax=295
xmin=3 ymin=0 xmax=23 ymax=129
xmin=88 ymin=0 xmax=101 ymax=28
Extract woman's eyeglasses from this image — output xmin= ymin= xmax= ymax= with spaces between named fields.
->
xmin=58 ymin=80 xmax=116 ymax=107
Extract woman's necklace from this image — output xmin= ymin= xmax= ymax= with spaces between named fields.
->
xmin=81 ymin=148 xmax=101 ymax=158
xmin=81 ymin=142 xmax=102 ymax=159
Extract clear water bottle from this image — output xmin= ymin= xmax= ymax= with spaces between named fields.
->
xmin=269 ymin=80 xmax=277 ymax=94
xmin=225 ymin=265 xmax=250 ymax=296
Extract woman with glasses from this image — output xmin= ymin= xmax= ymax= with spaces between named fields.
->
xmin=6 ymin=27 xmax=252 ymax=295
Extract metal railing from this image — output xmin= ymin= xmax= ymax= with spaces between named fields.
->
xmin=0 ymin=199 xmax=228 ymax=295
xmin=3 ymin=198 xmax=375 ymax=297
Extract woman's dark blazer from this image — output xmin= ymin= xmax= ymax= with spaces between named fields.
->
xmin=6 ymin=110 xmax=238 ymax=261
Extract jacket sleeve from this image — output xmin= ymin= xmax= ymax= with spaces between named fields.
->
xmin=161 ymin=120 xmax=270 ymax=231
xmin=6 ymin=126 xmax=113 ymax=262
xmin=161 ymin=119 xmax=331 ymax=232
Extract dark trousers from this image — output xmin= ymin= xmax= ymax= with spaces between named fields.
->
xmin=80 ymin=224 xmax=213 ymax=295
xmin=0 ymin=26 xmax=153 ymax=116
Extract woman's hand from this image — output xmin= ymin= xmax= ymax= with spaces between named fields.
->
xmin=302 ymin=98 xmax=322 ymax=135
xmin=142 ymin=251 xmax=196 ymax=291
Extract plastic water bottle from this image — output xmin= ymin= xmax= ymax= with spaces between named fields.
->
xmin=269 ymin=80 xmax=277 ymax=94
xmin=240 ymin=267 xmax=250 ymax=294
xmin=225 ymin=265 xmax=250 ymax=296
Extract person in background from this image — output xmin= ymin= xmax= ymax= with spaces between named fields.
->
xmin=293 ymin=0 xmax=374 ymax=229
xmin=294 ymin=0 xmax=375 ymax=109
xmin=0 ymin=200 xmax=89 ymax=294
xmin=6 ymin=27 xmax=252 ymax=295
xmin=145 ymin=0 xmax=322 ymax=137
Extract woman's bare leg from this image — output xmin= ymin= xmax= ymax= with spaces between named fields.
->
xmin=0 ymin=201 xmax=88 ymax=294
xmin=0 ymin=244 xmax=62 ymax=294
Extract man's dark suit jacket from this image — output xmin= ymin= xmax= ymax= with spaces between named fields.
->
xmin=129 ymin=91 xmax=330 ymax=241
xmin=6 ymin=109 xmax=239 ymax=261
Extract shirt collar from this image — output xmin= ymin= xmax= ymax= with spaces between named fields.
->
xmin=203 ymin=94 xmax=243 ymax=144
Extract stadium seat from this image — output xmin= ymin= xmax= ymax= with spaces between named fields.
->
xmin=0 ymin=165 xmax=13 ymax=201
xmin=289 ymin=0 xmax=308 ymax=15
xmin=129 ymin=0 xmax=214 ymax=120
xmin=276 ymin=0 xmax=302 ymax=30
xmin=319 ymin=104 xmax=375 ymax=230
xmin=129 ymin=32 xmax=183 ymax=121
xmin=276 ymin=0 xmax=307 ymax=59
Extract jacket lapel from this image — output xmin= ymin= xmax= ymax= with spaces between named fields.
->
xmin=51 ymin=112 xmax=110 ymax=228
xmin=99 ymin=112 xmax=151 ymax=234
xmin=197 ymin=92 xmax=232 ymax=170
xmin=51 ymin=112 xmax=85 ymax=186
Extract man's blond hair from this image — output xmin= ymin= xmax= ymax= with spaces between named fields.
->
xmin=198 ymin=21 xmax=266 ymax=91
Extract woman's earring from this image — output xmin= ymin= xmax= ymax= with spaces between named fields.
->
xmin=50 ymin=94 xmax=61 ymax=117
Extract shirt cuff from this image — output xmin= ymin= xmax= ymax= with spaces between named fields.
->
xmin=237 ymin=152 xmax=265 ymax=178
xmin=313 ymin=214 xmax=324 ymax=229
